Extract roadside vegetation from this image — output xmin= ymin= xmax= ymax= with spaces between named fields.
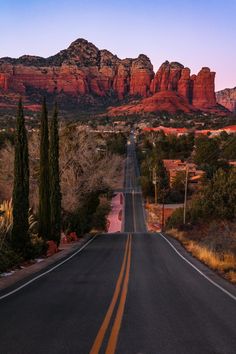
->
xmin=137 ymin=131 xmax=194 ymax=203
xmin=0 ymin=101 xmax=125 ymax=274
xmin=138 ymin=130 xmax=236 ymax=283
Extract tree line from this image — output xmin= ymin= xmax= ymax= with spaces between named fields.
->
xmin=138 ymin=130 xmax=236 ymax=206
xmin=12 ymin=98 xmax=61 ymax=259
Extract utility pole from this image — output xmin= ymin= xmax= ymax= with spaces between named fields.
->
xmin=152 ymin=168 xmax=157 ymax=205
xmin=183 ymin=165 xmax=189 ymax=224
xmin=161 ymin=193 xmax=165 ymax=232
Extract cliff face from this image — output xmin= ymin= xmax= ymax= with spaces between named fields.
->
xmin=216 ymin=88 xmax=236 ymax=112
xmin=0 ymin=38 xmax=220 ymax=113
xmin=0 ymin=40 xmax=154 ymax=100
xmin=150 ymin=62 xmax=216 ymax=108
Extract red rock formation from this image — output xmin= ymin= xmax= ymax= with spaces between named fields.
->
xmin=177 ymin=68 xmax=191 ymax=100
xmin=216 ymin=87 xmax=236 ymax=112
xmin=113 ymin=60 xmax=132 ymax=99
xmin=150 ymin=61 xmax=183 ymax=93
xmin=150 ymin=62 xmax=216 ymax=110
xmin=0 ymin=38 xmax=221 ymax=114
xmin=0 ymin=73 xmax=8 ymax=91
xmin=107 ymin=91 xmax=195 ymax=116
xmin=0 ymin=40 xmax=154 ymax=101
xmin=129 ymin=55 xmax=154 ymax=97
xmin=192 ymin=67 xmax=216 ymax=108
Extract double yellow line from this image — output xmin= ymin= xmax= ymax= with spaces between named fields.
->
xmin=90 ymin=234 xmax=132 ymax=354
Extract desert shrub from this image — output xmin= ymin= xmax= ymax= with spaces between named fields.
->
xmin=92 ymin=201 xmax=111 ymax=231
xmin=0 ymin=200 xmax=47 ymax=272
xmin=166 ymin=207 xmax=185 ymax=229
xmin=29 ymin=234 xmax=47 ymax=259
xmin=62 ymin=191 xmax=100 ymax=236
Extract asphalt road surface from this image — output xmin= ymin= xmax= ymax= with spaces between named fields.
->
xmin=0 ymin=133 xmax=236 ymax=354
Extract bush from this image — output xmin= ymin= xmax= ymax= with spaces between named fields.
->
xmin=166 ymin=207 xmax=185 ymax=229
xmin=106 ymin=133 xmax=127 ymax=155
xmin=0 ymin=247 xmax=23 ymax=273
xmin=92 ymin=201 xmax=111 ymax=231
xmin=167 ymin=169 xmax=236 ymax=229
xmin=28 ymin=234 xmax=47 ymax=259
xmin=62 ymin=191 xmax=100 ymax=235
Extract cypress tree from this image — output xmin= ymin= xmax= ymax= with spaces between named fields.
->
xmin=49 ymin=103 xmax=61 ymax=245
xmin=12 ymin=99 xmax=30 ymax=256
xmin=39 ymin=98 xmax=51 ymax=240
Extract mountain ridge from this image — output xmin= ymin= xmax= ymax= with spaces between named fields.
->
xmin=0 ymin=38 xmax=229 ymax=115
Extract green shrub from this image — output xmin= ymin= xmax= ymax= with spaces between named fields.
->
xmin=92 ymin=201 xmax=111 ymax=231
xmin=166 ymin=207 xmax=184 ymax=229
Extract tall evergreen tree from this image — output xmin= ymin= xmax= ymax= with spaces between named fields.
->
xmin=12 ymin=99 xmax=30 ymax=256
xmin=49 ymin=103 xmax=61 ymax=245
xmin=39 ymin=98 xmax=51 ymax=240
xmin=155 ymin=158 xmax=169 ymax=202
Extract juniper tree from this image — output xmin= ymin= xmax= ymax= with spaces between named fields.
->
xmin=49 ymin=103 xmax=61 ymax=245
xmin=155 ymin=158 xmax=169 ymax=202
xmin=12 ymin=99 xmax=30 ymax=256
xmin=39 ymin=98 xmax=51 ymax=240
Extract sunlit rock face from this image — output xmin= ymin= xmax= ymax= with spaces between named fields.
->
xmin=0 ymin=38 xmax=222 ymax=113
xmin=216 ymin=88 xmax=236 ymax=113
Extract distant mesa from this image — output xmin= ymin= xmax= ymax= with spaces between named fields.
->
xmin=0 ymin=38 xmax=231 ymax=115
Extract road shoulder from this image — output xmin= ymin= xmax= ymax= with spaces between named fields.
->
xmin=0 ymin=234 xmax=95 ymax=297
xmin=158 ymin=232 xmax=236 ymax=300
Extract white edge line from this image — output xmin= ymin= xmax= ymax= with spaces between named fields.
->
xmin=159 ymin=232 xmax=236 ymax=302
xmin=0 ymin=235 xmax=97 ymax=301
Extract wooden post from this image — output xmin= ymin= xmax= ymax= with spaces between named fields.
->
xmin=161 ymin=195 xmax=165 ymax=232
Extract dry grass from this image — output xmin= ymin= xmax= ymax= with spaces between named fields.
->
xmin=226 ymin=270 xmax=236 ymax=283
xmin=168 ymin=229 xmax=236 ymax=284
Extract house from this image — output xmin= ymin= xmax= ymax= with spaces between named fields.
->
xmin=163 ymin=159 xmax=205 ymax=187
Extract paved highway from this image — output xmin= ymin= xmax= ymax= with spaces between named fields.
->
xmin=0 ymin=134 xmax=236 ymax=354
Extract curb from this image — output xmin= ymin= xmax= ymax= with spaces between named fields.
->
xmin=0 ymin=234 xmax=96 ymax=298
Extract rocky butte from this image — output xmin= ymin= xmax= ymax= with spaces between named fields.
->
xmin=216 ymin=88 xmax=236 ymax=113
xmin=0 ymin=38 xmax=228 ymax=115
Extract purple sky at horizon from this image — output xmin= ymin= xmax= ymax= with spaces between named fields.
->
xmin=1 ymin=0 xmax=235 ymax=91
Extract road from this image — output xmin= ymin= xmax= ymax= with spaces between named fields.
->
xmin=123 ymin=135 xmax=146 ymax=233
xmin=0 ymin=133 xmax=236 ymax=354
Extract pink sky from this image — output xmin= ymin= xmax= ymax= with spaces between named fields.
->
xmin=1 ymin=0 xmax=235 ymax=91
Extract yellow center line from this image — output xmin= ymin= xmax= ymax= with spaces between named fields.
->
xmin=132 ymin=191 xmax=136 ymax=232
xmin=89 ymin=234 xmax=131 ymax=354
xmin=105 ymin=234 xmax=132 ymax=354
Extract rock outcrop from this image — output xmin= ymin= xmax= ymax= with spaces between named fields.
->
xmin=192 ymin=67 xmax=216 ymax=108
xmin=129 ymin=55 xmax=154 ymax=97
xmin=150 ymin=61 xmax=184 ymax=93
xmin=150 ymin=62 xmax=216 ymax=109
xmin=107 ymin=91 xmax=195 ymax=116
xmin=0 ymin=38 xmax=222 ymax=114
xmin=216 ymin=88 xmax=236 ymax=112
